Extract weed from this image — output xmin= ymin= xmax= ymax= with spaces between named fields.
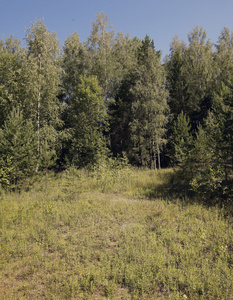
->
xmin=0 ymin=168 xmax=233 ymax=299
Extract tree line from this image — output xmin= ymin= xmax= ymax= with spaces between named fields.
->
xmin=0 ymin=13 xmax=232 ymax=202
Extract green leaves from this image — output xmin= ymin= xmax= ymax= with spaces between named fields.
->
xmin=68 ymin=75 xmax=107 ymax=168
xmin=23 ymin=19 xmax=62 ymax=171
xmin=129 ymin=36 xmax=169 ymax=168
xmin=0 ymin=16 xmax=233 ymax=200
xmin=166 ymin=27 xmax=215 ymax=125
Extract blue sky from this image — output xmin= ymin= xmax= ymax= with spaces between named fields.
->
xmin=1 ymin=0 xmax=233 ymax=59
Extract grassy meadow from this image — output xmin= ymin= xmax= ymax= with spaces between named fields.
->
xmin=0 ymin=167 xmax=233 ymax=299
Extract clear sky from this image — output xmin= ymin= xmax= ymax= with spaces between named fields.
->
xmin=1 ymin=0 xmax=233 ymax=59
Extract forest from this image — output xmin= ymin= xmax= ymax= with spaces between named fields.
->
xmin=1 ymin=12 xmax=233 ymax=299
xmin=0 ymin=12 xmax=233 ymax=204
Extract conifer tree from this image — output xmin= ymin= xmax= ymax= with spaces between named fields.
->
xmin=212 ymin=85 xmax=233 ymax=193
xmin=215 ymin=27 xmax=233 ymax=89
xmin=0 ymin=36 xmax=24 ymax=127
xmin=169 ymin=111 xmax=192 ymax=166
xmin=178 ymin=111 xmax=226 ymax=200
xmin=0 ymin=107 xmax=37 ymax=188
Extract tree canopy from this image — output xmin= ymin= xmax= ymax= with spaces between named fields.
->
xmin=0 ymin=15 xmax=232 ymax=203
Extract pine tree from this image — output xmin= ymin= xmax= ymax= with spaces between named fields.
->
xmin=0 ymin=36 xmax=24 ymax=127
xmin=0 ymin=107 xmax=37 ymax=188
xmin=169 ymin=111 xmax=192 ymax=166
xmin=212 ymin=28 xmax=233 ymax=198
xmin=212 ymin=85 xmax=233 ymax=196
xmin=180 ymin=28 xmax=233 ymax=201
xmin=177 ymin=111 xmax=226 ymax=201
xmin=215 ymin=27 xmax=233 ymax=89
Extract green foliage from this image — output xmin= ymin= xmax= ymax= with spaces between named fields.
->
xmin=62 ymin=32 xmax=86 ymax=102
xmin=188 ymin=125 xmax=222 ymax=199
xmin=166 ymin=27 xmax=233 ymax=202
xmin=109 ymin=74 xmax=136 ymax=158
xmin=111 ymin=34 xmax=139 ymax=92
xmin=23 ymin=19 xmax=62 ymax=171
xmin=1 ymin=169 xmax=233 ymax=299
xmin=128 ymin=36 xmax=169 ymax=168
xmin=0 ymin=107 xmax=37 ymax=188
xmin=68 ymin=75 xmax=107 ymax=168
xmin=210 ymin=85 xmax=233 ymax=200
xmin=24 ymin=19 xmax=62 ymax=126
xmin=39 ymin=139 xmax=57 ymax=175
xmin=176 ymin=112 xmax=228 ymax=202
xmin=0 ymin=36 xmax=24 ymax=127
xmin=87 ymin=12 xmax=116 ymax=101
xmin=166 ymin=37 xmax=187 ymax=120
xmin=1 ymin=16 xmax=233 ymax=204
xmin=166 ymin=27 xmax=215 ymax=126
xmin=215 ymin=27 xmax=233 ymax=89
xmin=170 ymin=111 xmax=192 ymax=166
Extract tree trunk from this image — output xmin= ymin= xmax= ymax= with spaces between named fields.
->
xmin=157 ymin=141 xmax=161 ymax=169
xmin=153 ymin=140 xmax=157 ymax=170
xmin=36 ymin=54 xmax=41 ymax=173
xmin=150 ymin=141 xmax=153 ymax=169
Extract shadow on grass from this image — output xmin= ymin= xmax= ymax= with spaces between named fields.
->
xmin=138 ymin=169 xmax=189 ymax=200
xmin=139 ymin=169 xmax=233 ymax=215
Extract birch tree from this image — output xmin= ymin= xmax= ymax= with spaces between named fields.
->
xmin=68 ymin=75 xmax=107 ymax=167
xmin=130 ymin=36 xmax=169 ymax=168
xmin=24 ymin=19 xmax=62 ymax=171
xmin=87 ymin=12 xmax=115 ymax=102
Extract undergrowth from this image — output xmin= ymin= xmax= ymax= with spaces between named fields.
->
xmin=0 ymin=167 xmax=233 ymax=299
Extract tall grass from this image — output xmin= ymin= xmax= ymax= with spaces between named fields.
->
xmin=0 ymin=167 xmax=233 ymax=299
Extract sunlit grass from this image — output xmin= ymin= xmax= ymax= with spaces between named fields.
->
xmin=0 ymin=167 xmax=233 ymax=299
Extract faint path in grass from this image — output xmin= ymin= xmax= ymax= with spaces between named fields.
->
xmin=1 ymin=168 xmax=233 ymax=299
